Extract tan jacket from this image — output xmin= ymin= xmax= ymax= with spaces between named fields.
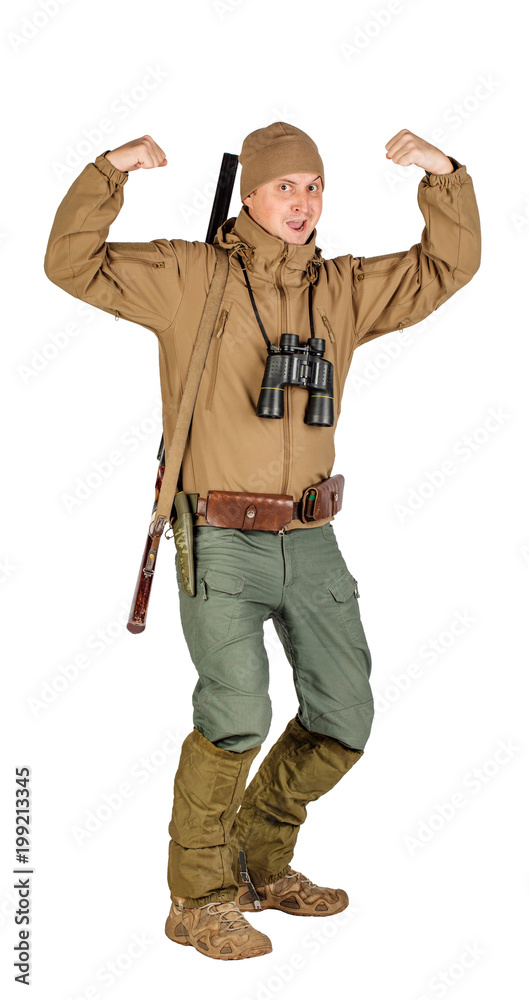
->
xmin=44 ymin=151 xmax=481 ymax=530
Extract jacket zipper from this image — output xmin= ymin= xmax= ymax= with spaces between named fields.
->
xmin=111 ymin=257 xmax=166 ymax=268
xmin=319 ymin=312 xmax=340 ymax=408
xmin=112 ymin=260 xmax=166 ymax=320
xmin=205 ymin=309 xmax=229 ymax=410
xmin=319 ymin=313 xmax=335 ymax=343
xmin=274 ymin=248 xmax=290 ymax=496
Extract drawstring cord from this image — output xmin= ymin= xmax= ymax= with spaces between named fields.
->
xmin=306 ymin=256 xmax=323 ymax=284
xmin=227 ymin=241 xmax=254 ymax=267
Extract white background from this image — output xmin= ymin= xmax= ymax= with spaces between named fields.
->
xmin=1 ymin=0 xmax=528 ymax=997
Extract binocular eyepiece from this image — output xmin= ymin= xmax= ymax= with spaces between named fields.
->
xmin=257 ymin=333 xmax=334 ymax=426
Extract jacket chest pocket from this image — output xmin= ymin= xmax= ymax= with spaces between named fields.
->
xmin=205 ymin=305 xmax=230 ymax=411
xmin=317 ymin=309 xmax=340 ymax=415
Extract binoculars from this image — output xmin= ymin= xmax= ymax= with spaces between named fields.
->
xmin=257 ymin=334 xmax=334 ymax=426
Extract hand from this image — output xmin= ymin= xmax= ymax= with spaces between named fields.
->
xmin=104 ymin=135 xmax=168 ymax=173
xmin=384 ymin=129 xmax=454 ymax=175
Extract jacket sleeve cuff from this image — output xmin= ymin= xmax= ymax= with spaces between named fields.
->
xmin=423 ymin=156 xmax=468 ymax=187
xmin=94 ymin=150 xmax=129 ymax=186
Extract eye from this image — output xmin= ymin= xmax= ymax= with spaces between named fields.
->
xmin=308 ymin=184 xmax=319 ymax=192
xmin=279 ymin=183 xmax=291 ymax=192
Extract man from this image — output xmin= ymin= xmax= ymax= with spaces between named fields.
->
xmin=44 ymin=122 xmax=481 ymax=961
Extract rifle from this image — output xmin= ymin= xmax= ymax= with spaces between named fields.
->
xmin=127 ymin=151 xmax=239 ymax=634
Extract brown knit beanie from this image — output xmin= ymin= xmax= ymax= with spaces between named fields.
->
xmin=239 ymin=122 xmax=324 ymax=201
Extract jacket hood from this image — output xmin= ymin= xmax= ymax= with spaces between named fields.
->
xmin=214 ymin=205 xmax=324 ymax=283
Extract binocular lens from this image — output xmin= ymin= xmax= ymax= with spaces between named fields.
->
xmin=306 ymin=392 xmax=334 ymax=426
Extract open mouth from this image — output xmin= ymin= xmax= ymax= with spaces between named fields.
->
xmin=286 ymin=219 xmax=307 ymax=233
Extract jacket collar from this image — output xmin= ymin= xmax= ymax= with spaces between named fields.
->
xmin=215 ymin=206 xmax=323 ymax=283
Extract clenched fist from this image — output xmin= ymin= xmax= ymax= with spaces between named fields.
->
xmin=105 ymin=135 xmax=167 ymax=173
xmin=385 ymin=129 xmax=454 ymax=175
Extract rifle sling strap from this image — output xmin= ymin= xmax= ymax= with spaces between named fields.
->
xmin=152 ymin=244 xmax=229 ymax=535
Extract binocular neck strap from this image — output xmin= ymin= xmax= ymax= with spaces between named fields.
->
xmin=237 ymin=253 xmax=315 ymax=349
xmin=308 ymin=281 xmax=315 ymax=338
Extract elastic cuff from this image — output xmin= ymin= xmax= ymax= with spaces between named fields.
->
xmin=423 ymin=156 xmax=468 ymax=188
xmin=257 ymin=864 xmax=292 ymax=887
xmin=94 ymin=150 xmax=129 ymax=186
xmin=172 ymin=888 xmax=237 ymax=909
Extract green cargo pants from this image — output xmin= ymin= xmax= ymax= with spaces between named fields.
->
xmin=167 ymin=522 xmax=373 ymax=907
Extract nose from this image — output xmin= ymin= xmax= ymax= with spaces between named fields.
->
xmin=292 ymin=192 xmax=309 ymax=214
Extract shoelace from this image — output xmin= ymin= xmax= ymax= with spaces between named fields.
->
xmin=204 ymin=900 xmax=248 ymax=932
xmin=282 ymin=869 xmax=316 ymax=889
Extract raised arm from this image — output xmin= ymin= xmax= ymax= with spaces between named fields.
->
xmin=44 ymin=135 xmax=182 ymax=335
xmin=351 ymin=129 xmax=481 ymax=347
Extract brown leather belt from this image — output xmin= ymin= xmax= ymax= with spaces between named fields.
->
xmin=189 ymin=474 xmax=344 ymax=532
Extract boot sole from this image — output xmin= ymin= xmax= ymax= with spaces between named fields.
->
xmin=237 ymin=896 xmax=349 ymax=917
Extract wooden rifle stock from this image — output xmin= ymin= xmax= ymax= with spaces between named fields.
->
xmin=127 ymin=454 xmax=165 ymax=633
xmin=126 ymin=151 xmax=239 ymax=634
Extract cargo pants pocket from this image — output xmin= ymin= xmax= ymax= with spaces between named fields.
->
xmin=327 ymin=569 xmax=372 ymax=674
xmin=192 ymin=567 xmax=246 ymax=659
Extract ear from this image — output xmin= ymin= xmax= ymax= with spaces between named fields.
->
xmin=243 ymin=189 xmax=257 ymax=208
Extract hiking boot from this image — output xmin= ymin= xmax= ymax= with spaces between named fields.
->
xmin=236 ymin=866 xmax=349 ymax=917
xmin=165 ymin=898 xmax=272 ymax=960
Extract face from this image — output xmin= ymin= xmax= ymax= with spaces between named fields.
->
xmin=243 ymin=172 xmax=323 ymax=245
